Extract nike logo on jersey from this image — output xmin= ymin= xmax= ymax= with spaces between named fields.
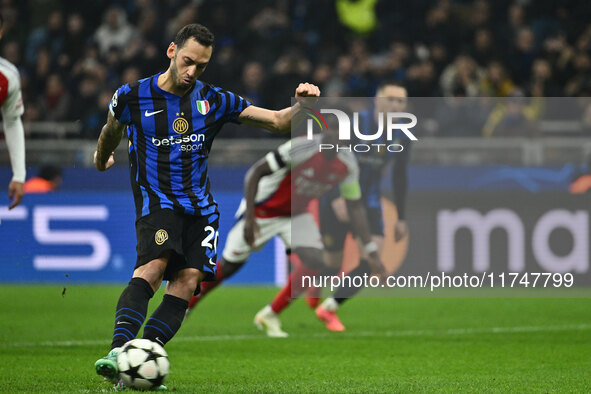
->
xmin=155 ymin=337 xmax=164 ymax=345
xmin=116 ymin=321 xmax=132 ymax=325
xmin=145 ymin=109 xmax=164 ymax=117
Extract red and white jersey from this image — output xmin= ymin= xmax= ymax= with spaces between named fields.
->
xmin=235 ymin=135 xmax=360 ymax=219
xmin=0 ymin=57 xmax=24 ymax=119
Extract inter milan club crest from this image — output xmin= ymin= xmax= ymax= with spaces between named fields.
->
xmin=155 ymin=229 xmax=168 ymax=245
xmin=172 ymin=112 xmax=189 ymax=134
xmin=196 ymin=100 xmax=210 ymax=115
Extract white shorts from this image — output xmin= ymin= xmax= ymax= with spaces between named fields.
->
xmin=222 ymin=213 xmax=323 ymax=263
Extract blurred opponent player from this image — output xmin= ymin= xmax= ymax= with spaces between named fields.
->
xmin=92 ymin=23 xmax=320 ymax=388
xmin=313 ymin=82 xmax=412 ymax=331
xmin=186 ymin=125 xmax=384 ymax=337
xmin=0 ymin=14 xmax=25 ymax=210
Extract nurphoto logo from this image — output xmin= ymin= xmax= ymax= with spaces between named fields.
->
xmin=304 ymin=107 xmax=418 ymax=153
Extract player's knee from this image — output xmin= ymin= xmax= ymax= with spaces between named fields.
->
xmin=133 ymin=259 xmax=167 ymax=291
xmin=221 ymin=260 xmax=245 ymax=278
xmin=323 ymin=251 xmax=344 ymax=269
xmin=295 ymin=247 xmax=325 ymax=270
xmin=175 ymin=268 xmax=201 ymax=293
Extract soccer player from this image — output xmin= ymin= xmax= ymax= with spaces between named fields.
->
xmin=313 ymin=82 xmax=412 ymax=331
xmin=93 ymin=23 xmax=320 ymax=387
xmin=186 ymin=121 xmax=385 ymax=337
xmin=0 ymin=14 xmax=25 ymax=210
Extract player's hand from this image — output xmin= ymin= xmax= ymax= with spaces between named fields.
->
xmin=331 ymin=197 xmax=350 ymax=222
xmin=94 ymin=151 xmax=115 ymax=171
xmin=8 ymin=181 xmax=24 ymax=210
xmin=295 ymin=82 xmax=320 ymax=105
xmin=367 ymin=252 xmax=386 ymax=279
xmin=243 ymin=215 xmax=260 ymax=248
xmin=394 ymin=220 xmax=409 ymax=242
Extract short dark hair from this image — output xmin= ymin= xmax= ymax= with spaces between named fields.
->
xmin=376 ymin=80 xmax=406 ymax=93
xmin=174 ymin=24 xmax=214 ymax=48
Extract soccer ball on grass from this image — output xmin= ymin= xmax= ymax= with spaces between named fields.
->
xmin=117 ymin=339 xmax=169 ymax=390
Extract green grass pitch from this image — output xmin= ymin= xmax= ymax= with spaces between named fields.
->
xmin=0 ymin=285 xmax=590 ymax=392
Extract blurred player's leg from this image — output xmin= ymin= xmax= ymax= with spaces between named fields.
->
xmin=255 ymin=247 xmax=327 ymax=337
xmin=316 ymin=234 xmax=383 ymax=331
xmin=187 ymin=258 xmax=245 ymax=311
xmin=305 ymin=284 xmax=322 ymax=308
xmin=316 ymin=259 xmax=372 ymax=331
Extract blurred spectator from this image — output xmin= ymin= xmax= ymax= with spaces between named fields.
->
xmin=565 ymin=52 xmax=591 ymax=97
xmin=2 ymin=40 xmax=20 ymax=66
xmin=479 ymin=61 xmax=515 ymax=97
xmin=94 ymin=6 xmax=137 ymax=56
xmin=470 ymin=28 xmax=497 ymax=67
xmin=527 ymin=58 xmax=560 ymax=97
xmin=24 ymin=165 xmax=63 ymax=194
xmin=121 ymin=66 xmax=141 ymax=85
xmin=61 ymin=13 xmax=87 ymax=68
xmin=239 ymin=61 xmax=267 ymax=107
xmin=4 ymin=0 xmax=591 ymax=140
xmin=435 ymin=86 xmax=488 ymax=137
xmin=38 ymin=74 xmax=70 ymax=122
xmin=267 ymin=50 xmax=312 ymax=106
xmin=482 ymin=90 xmax=541 ymax=138
xmin=406 ymin=60 xmax=440 ymax=96
xmin=440 ymin=55 xmax=483 ymax=97
xmin=25 ymin=10 xmax=64 ymax=67
xmin=506 ymin=27 xmax=537 ymax=85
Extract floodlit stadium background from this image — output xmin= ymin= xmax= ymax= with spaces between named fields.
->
xmin=1 ymin=0 xmax=590 ymax=285
xmin=1 ymin=1 xmax=591 ymax=392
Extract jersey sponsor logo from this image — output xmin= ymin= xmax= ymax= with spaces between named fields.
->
xmin=151 ymin=133 xmax=205 ymax=147
xmin=144 ymin=109 xmax=163 ymax=117
xmin=172 ymin=112 xmax=190 ymax=134
xmin=155 ymin=229 xmax=168 ymax=245
xmin=196 ymin=100 xmax=210 ymax=115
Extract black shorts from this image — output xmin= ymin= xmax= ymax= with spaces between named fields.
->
xmin=135 ymin=209 xmax=219 ymax=282
xmin=319 ymin=201 xmax=383 ymax=252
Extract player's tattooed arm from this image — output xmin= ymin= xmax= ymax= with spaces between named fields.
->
xmin=238 ymin=82 xmax=320 ymax=133
xmin=94 ymin=111 xmax=126 ymax=171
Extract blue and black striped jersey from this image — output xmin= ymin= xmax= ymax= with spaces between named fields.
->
xmin=353 ymin=109 xmax=412 ymax=209
xmin=109 ymin=72 xmax=251 ymax=219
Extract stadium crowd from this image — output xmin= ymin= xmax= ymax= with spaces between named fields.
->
xmin=1 ymin=0 xmax=591 ymax=138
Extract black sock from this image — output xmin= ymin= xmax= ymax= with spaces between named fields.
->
xmin=142 ymin=294 xmax=188 ymax=347
xmin=334 ymin=260 xmax=371 ymax=305
xmin=112 ymin=277 xmax=154 ymax=349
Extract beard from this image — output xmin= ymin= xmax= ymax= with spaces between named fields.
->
xmin=170 ymin=56 xmax=193 ymax=89
xmin=170 ymin=57 xmax=183 ymax=88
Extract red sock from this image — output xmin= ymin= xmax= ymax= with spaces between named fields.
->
xmin=188 ymin=261 xmax=223 ymax=309
xmin=270 ymin=256 xmax=318 ymax=314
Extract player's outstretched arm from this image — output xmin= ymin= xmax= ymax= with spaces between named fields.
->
xmin=93 ymin=111 xmax=126 ymax=171
xmin=242 ymin=157 xmax=274 ymax=246
xmin=238 ymin=83 xmax=320 ymax=133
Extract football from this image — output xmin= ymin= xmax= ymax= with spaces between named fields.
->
xmin=117 ymin=339 xmax=170 ymax=390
